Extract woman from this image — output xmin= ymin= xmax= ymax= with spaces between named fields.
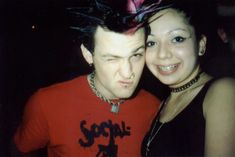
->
xmin=141 ymin=1 xmax=235 ymax=157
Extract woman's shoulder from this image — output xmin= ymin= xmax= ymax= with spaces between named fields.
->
xmin=203 ymin=79 xmax=235 ymax=157
xmin=209 ymin=77 xmax=235 ymax=94
xmin=203 ymin=77 xmax=235 ymax=116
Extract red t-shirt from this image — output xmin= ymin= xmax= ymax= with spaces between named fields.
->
xmin=14 ymin=75 xmax=160 ymax=157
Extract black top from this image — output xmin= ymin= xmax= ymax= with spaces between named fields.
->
xmin=141 ymin=79 xmax=216 ymax=157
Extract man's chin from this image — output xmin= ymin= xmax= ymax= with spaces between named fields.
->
xmin=115 ymin=90 xmax=135 ymax=99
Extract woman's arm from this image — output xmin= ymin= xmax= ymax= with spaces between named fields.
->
xmin=203 ymin=78 xmax=235 ymax=157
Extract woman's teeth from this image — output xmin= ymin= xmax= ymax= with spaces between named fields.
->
xmin=158 ymin=64 xmax=177 ymax=71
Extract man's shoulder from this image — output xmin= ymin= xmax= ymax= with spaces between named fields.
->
xmin=31 ymin=75 xmax=88 ymax=100
xmin=135 ymin=89 xmax=161 ymax=103
xmin=22 ymin=75 xmax=90 ymax=116
xmin=138 ymin=89 xmax=158 ymax=97
xmin=42 ymin=75 xmax=86 ymax=91
xmin=129 ymin=89 xmax=161 ymax=113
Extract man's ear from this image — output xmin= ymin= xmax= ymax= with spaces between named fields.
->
xmin=80 ymin=44 xmax=93 ymax=65
xmin=198 ymin=35 xmax=207 ymax=56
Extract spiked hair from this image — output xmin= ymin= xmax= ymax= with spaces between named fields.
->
xmin=67 ymin=0 xmax=163 ymax=52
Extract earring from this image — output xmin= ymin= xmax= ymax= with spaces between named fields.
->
xmin=199 ymin=50 xmax=205 ymax=56
xmin=89 ymin=63 xmax=93 ymax=67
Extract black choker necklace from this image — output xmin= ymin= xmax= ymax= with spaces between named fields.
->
xmin=88 ymin=71 xmax=125 ymax=114
xmin=170 ymin=73 xmax=201 ymax=93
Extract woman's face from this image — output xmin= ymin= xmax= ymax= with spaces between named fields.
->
xmin=146 ymin=8 xmax=205 ymax=87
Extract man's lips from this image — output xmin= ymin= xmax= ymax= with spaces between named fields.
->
xmin=118 ymin=80 xmax=133 ymax=87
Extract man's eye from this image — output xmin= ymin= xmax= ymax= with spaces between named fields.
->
xmin=133 ymin=53 xmax=143 ymax=58
xmin=146 ymin=41 xmax=156 ymax=47
xmin=172 ymin=36 xmax=186 ymax=43
xmin=131 ymin=53 xmax=143 ymax=62
xmin=106 ymin=58 xmax=116 ymax=61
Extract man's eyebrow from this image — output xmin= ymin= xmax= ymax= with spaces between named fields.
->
xmin=101 ymin=45 xmax=145 ymax=58
xmin=132 ymin=45 xmax=145 ymax=53
xmin=101 ymin=54 xmax=121 ymax=58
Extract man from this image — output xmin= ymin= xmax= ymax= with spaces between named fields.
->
xmin=14 ymin=0 xmax=161 ymax=156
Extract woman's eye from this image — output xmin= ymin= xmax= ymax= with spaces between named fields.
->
xmin=146 ymin=41 xmax=156 ymax=47
xmin=172 ymin=36 xmax=186 ymax=43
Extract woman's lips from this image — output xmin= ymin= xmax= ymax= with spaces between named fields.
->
xmin=157 ymin=63 xmax=179 ymax=75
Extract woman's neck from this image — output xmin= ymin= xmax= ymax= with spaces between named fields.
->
xmin=169 ymin=66 xmax=201 ymax=89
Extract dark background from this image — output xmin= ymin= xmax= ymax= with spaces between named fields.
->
xmin=0 ymin=1 xmax=166 ymax=156
xmin=1 ymin=0 xmax=234 ymax=156
xmin=1 ymin=1 xmax=93 ymax=156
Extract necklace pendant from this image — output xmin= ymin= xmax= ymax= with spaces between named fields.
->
xmin=111 ymin=104 xmax=119 ymax=114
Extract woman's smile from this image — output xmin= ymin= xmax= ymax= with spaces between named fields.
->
xmin=157 ymin=63 xmax=180 ymax=75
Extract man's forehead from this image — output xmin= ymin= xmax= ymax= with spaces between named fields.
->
xmin=93 ymin=26 xmax=145 ymax=56
xmin=94 ymin=26 xmax=144 ymax=45
xmin=94 ymin=26 xmax=145 ymax=39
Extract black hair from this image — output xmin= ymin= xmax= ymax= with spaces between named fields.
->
xmin=67 ymin=0 xmax=162 ymax=52
xmin=145 ymin=0 xmax=221 ymax=69
xmin=67 ymin=0 xmax=139 ymax=52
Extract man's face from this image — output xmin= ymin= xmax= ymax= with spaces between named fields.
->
xmin=84 ymin=26 xmax=146 ymax=99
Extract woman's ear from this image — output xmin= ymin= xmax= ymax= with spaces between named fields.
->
xmin=80 ymin=44 xmax=93 ymax=65
xmin=198 ymin=35 xmax=207 ymax=56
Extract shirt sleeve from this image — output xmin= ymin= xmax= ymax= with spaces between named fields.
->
xmin=14 ymin=91 xmax=49 ymax=153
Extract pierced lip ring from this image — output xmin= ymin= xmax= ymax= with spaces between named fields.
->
xmin=130 ymin=73 xmax=135 ymax=79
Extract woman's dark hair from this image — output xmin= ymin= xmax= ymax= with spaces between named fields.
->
xmin=146 ymin=0 xmax=222 ymax=69
xmin=163 ymin=0 xmax=217 ymax=41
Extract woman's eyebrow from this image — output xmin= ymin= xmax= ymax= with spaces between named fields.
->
xmin=167 ymin=28 xmax=190 ymax=35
